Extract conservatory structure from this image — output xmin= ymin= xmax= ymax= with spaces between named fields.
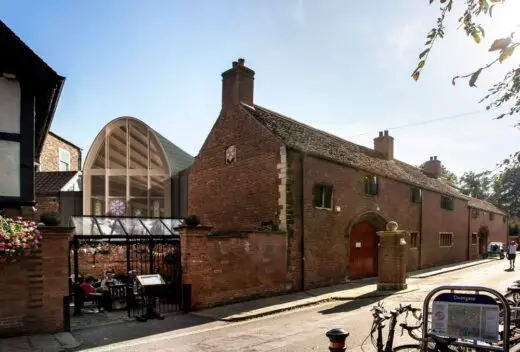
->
xmin=82 ymin=116 xmax=194 ymax=218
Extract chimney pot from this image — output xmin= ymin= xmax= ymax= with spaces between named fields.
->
xmin=434 ymin=156 xmax=437 ymax=160
xmin=430 ymin=156 xmax=433 ymax=161
xmin=423 ymin=156 xmax=442 ymax=178
xmin=222 ymin=58 xmax=255 ymax=110
xmin=374 ymin=130 xmax=394 ymax=160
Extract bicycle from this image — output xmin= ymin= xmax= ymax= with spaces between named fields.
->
xmin=398 ymin=322 xmax=506 ymax=352
xmin=365 ymin=302 xmax=422 ymax=352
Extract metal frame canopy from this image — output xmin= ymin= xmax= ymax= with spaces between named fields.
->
xmin=70 ymin=216 xmax=185 ymax=239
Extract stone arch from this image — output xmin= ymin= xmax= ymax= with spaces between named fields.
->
xmin=345 ymin=211 xmax=388 ymax=280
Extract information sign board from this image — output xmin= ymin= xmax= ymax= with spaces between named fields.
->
xmin=430 ymin=293 xmax=500 ymax=342
xmin=137 ymin=274 xmax=165 ymax=286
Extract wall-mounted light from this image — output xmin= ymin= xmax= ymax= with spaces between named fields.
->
xmin=335 ymin=205 xmax=341 ymax=212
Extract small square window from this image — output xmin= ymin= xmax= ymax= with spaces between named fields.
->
xmin=441 ymin=196 xmax=454 ymax=211
xmin=313 ymin=183 xmax=333 ymax=210
xmin=364 ymin=175 xmax=378 ymax=196
xmin=409 ymin=232 xmax=419 ymax=249
xmin=471 ymin=232 xmax=477 ymax=245
xmin=503 ymin=216 xmax=507 ymax=223
xmin=439 ymin=232 xmax=453 ymax=247
xmin=489 ymin=213 xmax=495 ymax=221
xmin=471 ymin=209 xmax=480 ymax=219
xmin=410 ymin=187 xmax=422 ymax=203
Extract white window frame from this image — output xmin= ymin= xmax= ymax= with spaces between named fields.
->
xmin=439 ymin=232 xmax=454 ymax=247
xmin=59 ymin=147 xmax=71 ymax=171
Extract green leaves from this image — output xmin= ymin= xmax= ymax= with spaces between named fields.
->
xmin=471 ymin=29 xmax=481 ymax=43
xmin=499 ymin=45 xmax=516 ymax=62
xmin=489 ymin=37 xmax=512 ymax=52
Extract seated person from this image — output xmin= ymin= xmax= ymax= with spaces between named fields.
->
xmin=78 ymin=276 xmax=109 ymax=312
xmin=101 ymin=271 xmax=122 ymax=287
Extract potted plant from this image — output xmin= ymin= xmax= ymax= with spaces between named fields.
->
xmin=0 ymin=216 xmax=42 ymax=263
xmin=40 ymin=211 xmax=61 ymax=226
xmin=184 ymin=214 xmax=200 ymax=227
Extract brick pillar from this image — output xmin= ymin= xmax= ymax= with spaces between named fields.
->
xmin=38 ymin=226 xmax=74 ymax=333
xmin=179 ymin=226 xmax=212 ymax=309
xmin=377 ymin=221 xmax=408 ymax=291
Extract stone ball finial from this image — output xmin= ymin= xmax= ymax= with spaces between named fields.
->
xmin=386 ymin=221 xmax=398 ymax=231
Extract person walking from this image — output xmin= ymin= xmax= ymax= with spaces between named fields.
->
xmin=508 ymin=240 xmax=518 ymax=270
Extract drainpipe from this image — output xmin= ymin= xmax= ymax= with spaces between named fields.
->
xmin=418 ymin=193 xmax=423 ymax=269
xmin=300 ymin=153 xmax=306 ymax=291
xmin=467 ymin=206 xmax=471 ymax=260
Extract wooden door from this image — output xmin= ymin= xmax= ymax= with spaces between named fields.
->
xmin=349 ymin=221 xmax=378 ymax=280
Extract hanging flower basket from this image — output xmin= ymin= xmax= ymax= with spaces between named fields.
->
xmin=0 ymin=216 xmax=42 ymax=263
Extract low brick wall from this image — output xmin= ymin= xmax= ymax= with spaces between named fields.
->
xmin=0 ymin=227 xmax=72 ymax=337
xmin=180 ymin=227 xmax=291 ymax=309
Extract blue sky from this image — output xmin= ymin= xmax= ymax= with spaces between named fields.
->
xmin=1 ymin=0 xmax=518 ymax=176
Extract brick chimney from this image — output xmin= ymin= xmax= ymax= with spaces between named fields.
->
xmin=422 ymin=156 xmax=442 ymax=179
xmin=221 ymin=58 xmax=255 ymax=111
xmin=374 ymin=130 xmax=394 ymax=160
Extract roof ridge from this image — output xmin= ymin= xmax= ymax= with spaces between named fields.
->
xmin=251 ymin=104 xmax=380 ymax=156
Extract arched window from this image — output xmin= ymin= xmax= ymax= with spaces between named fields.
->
xmin=83 ymin=117 xmax=172 ymax=217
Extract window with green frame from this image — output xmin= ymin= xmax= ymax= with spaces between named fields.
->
xmin=440 ymin=195 xmax=454 ymax=211
xmin=364 ymin=175 xmax=379 ymax=196
xmin=313 ymin=183 xmax=333 ymax=209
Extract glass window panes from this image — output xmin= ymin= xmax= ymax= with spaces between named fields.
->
xmin=96 ymin=217 xmax=126 ymax=235
xmin=93 ymin=141 xmax=106 ymax=169
xmin=0 ymin=77 xmax=21 ymax=134
xmin=129 ymin=198 xmax=148 ymax=217
xmin=108 ymin=125 xmax=127 ymax=169
xmin=151 ymin=199 xmax=164 ymax=217
xmin=129 ymin=124 xmax=149 ymax=169
xmin=71 ymin=216 xmax=101 ymax=236
xmin=59 ymin=148 xmax=70 ymax=171
xmin=0 ymin=140 xmax=20 ymax=197
xmin=130 ymin=176 xmax=148 ymax=197
xmin=150 ymin=176 xmax=166 ymax=197
xmin=91 ymin=176 xmax=105 ymax=196
xmin=108 ymin=199 xmax=127 ymax=216
xmin=149 ymin=135 xmax=166 ymax=170
xmin=119 ymin=218 xmax=149 ymax=235
xmin=109 ymin=176 xmax=126 ymax=197
xmin=141 ymin=219 xmax=172 ymax=235
xmin=91 ymin=198 xmax=104 ymax=216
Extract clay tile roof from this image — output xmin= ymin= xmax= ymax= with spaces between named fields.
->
xmin=468 ymin=197 xmax=505 ymax=215
xmin=35 ymin=171 xmax=78 ymax=194
xmin=242 ymin=104 xmax=494 ymax=204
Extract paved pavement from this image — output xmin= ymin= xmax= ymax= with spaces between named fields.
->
xmin=0 ymin=258 xmax=509 ymax=352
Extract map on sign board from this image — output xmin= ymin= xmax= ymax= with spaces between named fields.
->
xmin=137 ymin=274 xmax=165 ymax=286
xmin=430 ymin=293 xmax=500 ymax=342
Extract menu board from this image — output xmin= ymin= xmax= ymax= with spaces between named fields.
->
xmin=137 ymin=274 xmax=165 ymax=286
xmin=430 ymin=293 xmax=500 ymax=342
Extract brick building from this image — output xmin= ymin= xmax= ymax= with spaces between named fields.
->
xmin=37 ymin=131 xmax=82 ymax=172
xmin=188 ymin=59 xmax=507 ymax=290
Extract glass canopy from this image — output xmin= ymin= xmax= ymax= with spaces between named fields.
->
xmin=70 ymin=216 xmax=184 ymax=236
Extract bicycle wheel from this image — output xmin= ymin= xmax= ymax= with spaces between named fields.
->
xmin=393 ymin=344 xmax=435 ymax=352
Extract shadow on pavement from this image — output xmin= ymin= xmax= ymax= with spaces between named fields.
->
xmin=318 ymin=294 xmax=383 ymax=315
xmin=73 ymin=313 xmax=215 ymax=350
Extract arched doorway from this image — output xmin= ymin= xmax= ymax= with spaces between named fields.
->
xmin=478 ymin=226 xmax=490 ymax=256
xmin=348 ymin=212 xmax=387 ymax=280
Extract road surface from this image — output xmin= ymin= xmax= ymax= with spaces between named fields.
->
xmin=75 ymin=259 xmax=517 ymax=352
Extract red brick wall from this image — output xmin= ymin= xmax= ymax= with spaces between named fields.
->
xmin=76 ymin=245 xmax=177 ymax=280
xmin=420 ymin=191 xmax=468 ymax=268
xmin=32 ymin=195 xmax=60 ymax=221
xmin=39 ymin=133 xmax=81 ymax=171
xmin=0 ymin=227 xmax=72 ymax=337
xmin=469 ymin=210 xmax=508 ymax=260
xmin=181 ymin=227 xmax=290 ymax=309
xmin=188 ymin=106 xmax=283 ymax=230
xmin=298 ymin=155 xmax=421 ymax=289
